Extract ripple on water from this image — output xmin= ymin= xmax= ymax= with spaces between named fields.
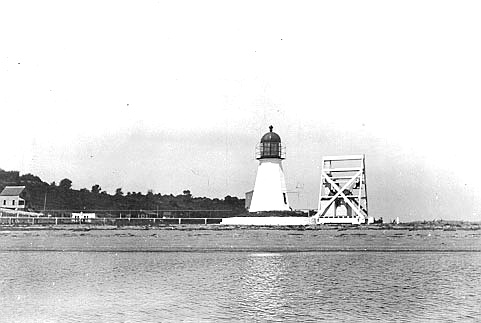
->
xmin=0 ymin=232 xmax=480 ymax=322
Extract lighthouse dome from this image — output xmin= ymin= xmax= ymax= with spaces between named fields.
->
xmin=260 ymin=125 xmax=281 ymax=143
xmin=257 ymin=125 xmax=284 ymax=159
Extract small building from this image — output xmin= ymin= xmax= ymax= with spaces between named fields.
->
xmin=0 ymin=186 xmax=27 ymax=210
xmin=72 ymin=212 xmax=96 ymax=223
xmin=244 ymin=190 xmax=253 ymax=210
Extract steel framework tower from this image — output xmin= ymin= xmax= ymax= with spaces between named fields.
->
xmin=315 ymin=155 xmax=368 ymax=224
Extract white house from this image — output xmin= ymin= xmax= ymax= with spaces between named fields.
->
xmin=0 ymin=186 xmax=27 ymax=210
xmin=72 ymin=212 xmax=97 ymax=223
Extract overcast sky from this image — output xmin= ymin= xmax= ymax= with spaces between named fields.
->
xmin=1 ymin=1 xmax=480 ymax=221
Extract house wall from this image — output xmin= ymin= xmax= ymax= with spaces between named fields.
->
xmin=0 ymin=196 xmax=25 ymax=210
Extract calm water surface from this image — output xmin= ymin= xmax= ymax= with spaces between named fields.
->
xmin=1 ymin=230 xmax=480 ymax=322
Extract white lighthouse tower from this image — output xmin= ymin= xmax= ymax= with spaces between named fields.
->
xmin=248 ymin=126 xmax=290 ymax=212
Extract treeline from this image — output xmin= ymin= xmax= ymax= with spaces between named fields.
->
xmin=0 ymin=169 xmax=245 ymax=215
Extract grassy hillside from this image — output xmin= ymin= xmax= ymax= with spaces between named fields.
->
xmin=0 ymin=169 xmax=245 ymax=216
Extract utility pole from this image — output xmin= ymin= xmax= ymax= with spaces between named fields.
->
xmin=43 ymin=189 xmax=47 ymax=212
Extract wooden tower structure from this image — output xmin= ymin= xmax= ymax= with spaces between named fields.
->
xmin=315 ymin=155 xmax=368 ymax=224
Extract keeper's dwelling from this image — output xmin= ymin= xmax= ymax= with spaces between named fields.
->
xmin=71 ymin=212 xmax=97 ymax=223
xmin=0 ymin=186 xmax=27 ymax=210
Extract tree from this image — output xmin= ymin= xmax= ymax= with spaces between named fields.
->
xmin=59 ymin=178 xmax=72 ymax=190
xmin=224 ymin=195 xmax=236 ymax=204
xmin=115 ymin=188 xmax=124 ymax=196
xmin=91 ymin=184 xmax=101 ymax=194
xmin=20 ymin=173 xmax=43 ymax=183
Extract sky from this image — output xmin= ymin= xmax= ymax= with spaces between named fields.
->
xmin=1 ymin=1 xmax=480 ymax=222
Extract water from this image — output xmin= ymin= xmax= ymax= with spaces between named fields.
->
xmin=1 ymin=229 xmax=480 ymax=322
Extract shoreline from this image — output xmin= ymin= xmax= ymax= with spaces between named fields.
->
xmin=1 ymin=227 xmax=480 ymax=253
xmin=0 ymin=222 xmax=480 ymax=231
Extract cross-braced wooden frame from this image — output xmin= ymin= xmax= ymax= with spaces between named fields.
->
xmin=316 ymin=155 xmax=368 ymax=224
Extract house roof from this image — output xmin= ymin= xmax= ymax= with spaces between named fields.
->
xmin=0 ymin=186 xmax=26 ymax=196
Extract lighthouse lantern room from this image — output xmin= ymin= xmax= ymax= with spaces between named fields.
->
xmin=248 ymin=126 xmax=290 ymax=212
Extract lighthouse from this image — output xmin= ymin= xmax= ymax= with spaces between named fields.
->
xmin=248 ymin=125 xmax=290 ymax=212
